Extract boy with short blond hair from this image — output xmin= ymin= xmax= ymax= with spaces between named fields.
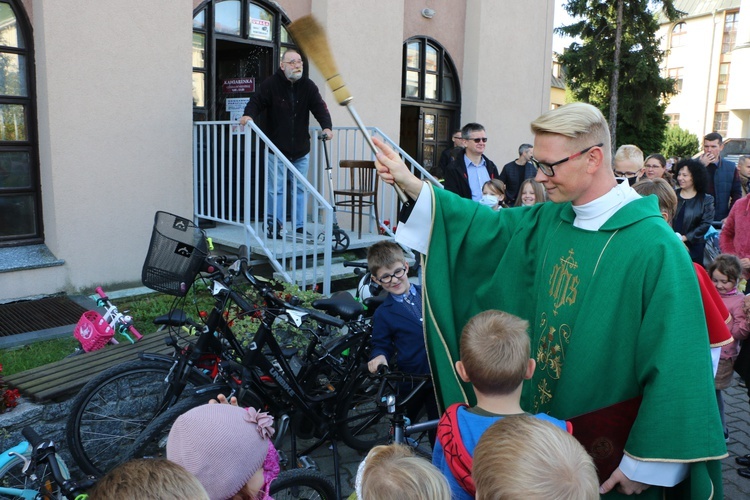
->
xmin=473 ymin=415 xmax=599 ymax=500
xmin=432 ymin=310 xmax=572 ymax=500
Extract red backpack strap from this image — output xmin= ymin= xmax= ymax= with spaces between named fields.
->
xmin=437 ymin=403 xmax=476 ymax=496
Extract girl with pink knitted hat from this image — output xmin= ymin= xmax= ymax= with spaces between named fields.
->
xmin=167 ymin=403 xmax=279 ymax=500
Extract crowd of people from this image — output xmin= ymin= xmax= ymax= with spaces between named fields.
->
xmin=87 ymin=101 xmax=750 ymax=498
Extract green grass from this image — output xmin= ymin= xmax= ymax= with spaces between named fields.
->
xmin=0 ymin=279 xmax=323 ymax=377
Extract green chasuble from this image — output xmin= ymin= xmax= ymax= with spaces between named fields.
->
xmin=422 ymin=186 xmax=726 ymax=499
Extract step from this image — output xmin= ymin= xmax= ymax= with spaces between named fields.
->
xmin=205 ymin=223 xmax=393 ymax=258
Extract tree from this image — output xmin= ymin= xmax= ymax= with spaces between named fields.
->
xmin=557 ymin=1 xmax=682 ymax=153
xmin=661 ymin=125 xmax=699 ymax=159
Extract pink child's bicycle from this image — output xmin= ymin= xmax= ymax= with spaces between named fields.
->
xmin=72 ymin=287 xmax=143 ymax=354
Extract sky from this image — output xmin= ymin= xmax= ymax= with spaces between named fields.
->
xmin=553 ymin=1 xmax=578 ymax=53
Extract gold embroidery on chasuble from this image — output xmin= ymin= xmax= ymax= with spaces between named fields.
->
xmin=533 ymin=249 xmax=578 ymax=412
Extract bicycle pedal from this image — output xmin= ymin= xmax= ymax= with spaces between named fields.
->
xmin=297 ymin=455 xmax=318 ymax=470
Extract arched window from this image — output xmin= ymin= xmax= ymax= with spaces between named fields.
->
xmin=670 ymin=22 xmax=686 ymax=48
xmin=0 ymin=0 xmax=38 ymax=246
xmin=402 ymin=37 xmax=459 ymax=104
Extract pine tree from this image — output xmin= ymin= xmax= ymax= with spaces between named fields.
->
xmin=557 ymin=0 xmax=681 ymax=154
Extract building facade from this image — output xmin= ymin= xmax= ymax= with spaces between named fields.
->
xmin=657 ymin=0 xmax=750 ymax=139
xmin=0 ymin=0 xmax=554 ymax=302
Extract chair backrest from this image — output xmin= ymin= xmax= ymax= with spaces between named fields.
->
xmin=338 ymin=160 xmax=378 ymax=194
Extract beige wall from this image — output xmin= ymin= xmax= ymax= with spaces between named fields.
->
xmin=463 ymin=0 xmax=554 ymax=165
xmin=0 ymin=0 xmax=194 ymax=301
xmin=403 ymin=0 xmax=466 ymax=77
xmin=307 ymin=0 xmax=404 ymax=142
xmin=659 ymin=10 xmax=735 ymax=137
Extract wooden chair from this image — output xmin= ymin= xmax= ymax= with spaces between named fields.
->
xmin=334 ymin=160 xmax=379 ymax=238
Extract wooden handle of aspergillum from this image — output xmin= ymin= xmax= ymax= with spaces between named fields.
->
xmin=345 ymin=104 xmax=410 ymax=205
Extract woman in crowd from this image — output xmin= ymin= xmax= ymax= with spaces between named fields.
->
xmin=674 ymin=159 xmax=715 ymax=266
xmin=644 ymin=153 xmax=675 ymax=187
xmin=514 ymin=179 xmax=546 ymax=207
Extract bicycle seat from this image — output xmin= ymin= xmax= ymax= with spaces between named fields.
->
xmin=153 ymin=309 xmax=187 ymax=326
xmin=312 ymin=291 xmax=364 ymax=321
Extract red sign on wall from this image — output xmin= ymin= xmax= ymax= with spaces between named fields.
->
xmin=222 ymin=78 xmax=255 ymax=94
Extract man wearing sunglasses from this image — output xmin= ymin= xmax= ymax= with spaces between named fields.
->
xmin=373 ymin=102 xmax=725 ymax=498
xmin=443 ymin=123 xmax=499 ymax=201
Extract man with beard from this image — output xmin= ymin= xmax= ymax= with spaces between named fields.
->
xmin=240 ymin=49 xmax=332 ymax=240
xmin=499 ymin=143 xmax=536 ymax=205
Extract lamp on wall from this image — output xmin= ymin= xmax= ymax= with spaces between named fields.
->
xmin=421 ymin=8 xmax=435 ymax=19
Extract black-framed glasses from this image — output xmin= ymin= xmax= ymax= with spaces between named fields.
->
xmin=468 ymin=137 xmax=488 ymax=143
xmin=613 ymin=169 xmax=643 ymax=178
xmin=531 ymin=143 xmax=603 ymax=177
xmin=377 ymin=267 xmax=407 ymax=284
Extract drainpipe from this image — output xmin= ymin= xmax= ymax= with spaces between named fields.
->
xmin=704 ymin=9 xmax=718 ymax=134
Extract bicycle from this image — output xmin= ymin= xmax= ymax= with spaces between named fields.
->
xmin=71 ymin=287 xmax=143 ymax=354
xmin=373 ymin=369 xmax=439 ymax=459
xmin=0 ymin=427 xmax=335 ymax=500
xmin=0 ymin=426 xmax=95 ymax=500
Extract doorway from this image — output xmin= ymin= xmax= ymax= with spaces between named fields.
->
xmin=399 ymin=105 xmax=457 ymax=177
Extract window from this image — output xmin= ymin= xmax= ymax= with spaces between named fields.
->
xmin=552 ymin=61 xmax=562 ymax=79
xmin=666 ymin=114 xmax=680 ymax=127
xmin=668 ymin=67 xmax=683 ymax=93
xmin=722 ymin=11 xmax=738 ymax=54
xmin=713 ymin=112 xmax=729 ymax=137
xmin=670 ymin=22 xmax=686 ymax=48
xmin=0 ymin=1 xmax=38 ymax=245
xmin=248 ymin=3 xmax=273 ymax=42
xmin=401 ymin=37 xmax=458 ymax=104
xmin=717 ymin=63 xmax=730 ymax=104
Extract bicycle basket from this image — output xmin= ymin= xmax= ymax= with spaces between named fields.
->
xmin=141 ymin=211 xmax=208 ymax=297
xmin=74 ymin=311 xmax=114 ymax=352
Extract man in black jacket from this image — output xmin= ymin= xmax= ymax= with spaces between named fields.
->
xmin=240 ymin=49 xmax=333 ymax=239
xmin=443 ymin=123 xmax=499 ymax=200
xmin=499 ymin=143 xmax=536 ymax=205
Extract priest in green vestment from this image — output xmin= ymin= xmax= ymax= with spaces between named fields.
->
xmin=371 ymin=103 xmax=726 ymax=499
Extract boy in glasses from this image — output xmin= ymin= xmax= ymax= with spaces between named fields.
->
xmin=367 ymin=241 xmax=438 ymax=439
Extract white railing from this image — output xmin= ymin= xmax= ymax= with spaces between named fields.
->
xmin=193 ymin=121 xmax=333 ymax=294
xmin=193 ymin=121 xmax=440 ymax=294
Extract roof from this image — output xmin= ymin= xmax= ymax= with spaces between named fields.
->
xmin=658 ymin=0 xmax=741 ymax=24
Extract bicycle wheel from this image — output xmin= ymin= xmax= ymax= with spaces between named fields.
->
xmin=129 ymin=388 xmax=263 ymax=463
xmin=336 ymin=374 xmax=389 ymax=451
xmin=0 ymin=448 xmax=69 ymax=500
xmin=66 ymin=358 xmax=210 ymax=476
xmin=269 ymin=469 xmax=336 ymax=500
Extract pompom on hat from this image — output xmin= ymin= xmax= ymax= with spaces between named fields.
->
xmin=167 ymin=403 xmax=274 ymax=500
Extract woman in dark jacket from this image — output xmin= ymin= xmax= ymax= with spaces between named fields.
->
xmin=674 ymin=159 xmax=715 ymax=266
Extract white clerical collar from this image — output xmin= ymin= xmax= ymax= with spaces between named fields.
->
xmin=572 ymin=181 xmax=640 ymax=230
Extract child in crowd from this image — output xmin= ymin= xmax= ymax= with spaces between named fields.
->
xmin=354 ymin=444 xmax=451 ymax=500
xmin=86 ymin=458 xmax=209 ymax=500
xmin=167 ymin=403 xmax=279 ymax=500
xmin=432 ymin=310 xmax=571 ymax=500
xmin=473 ymin=415 xmax=599 ymax=500
xmin=479 ymin=179 xmax=509 ymax=210
xmin=613 ymin=144 xmax=645 ymax=185
xmin=514 ymin=178 xmax=546 ymax=206
xmin=707 ymin=254 xmax=750 ymax=440
xmin=366 ymin=241 xmax=438 ymax=436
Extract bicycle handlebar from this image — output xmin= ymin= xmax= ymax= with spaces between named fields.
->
xmin=202 ymin=249 xmax=346 ymax=329
xmin=372 ymin=368 xmax=431 ymax=410
xmin=95 ymin=286 xmax=143 ymax=340
xmin=21 ymin=426 xmax=42 ymax=448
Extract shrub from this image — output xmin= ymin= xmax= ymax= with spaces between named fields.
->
xmin=661 ymin=125 xmax=700 ymax=159
xmin=0 ymin=364 xmax=20 ymax=413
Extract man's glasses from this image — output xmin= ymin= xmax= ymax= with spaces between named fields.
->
xmin=468 ymin=137 xmax=488 ymax=143
xmin=283 ymin=59 xmax=303 ymax=66
xmin=613 ymin=169 xmax=642 ymax=178
xmin=377 ymin=267 xmax=407 ymax=284
xmin=452 ymin=135 xmax=462 ymax=141
xmin=531 ymin=143 xmax=603 ymax=177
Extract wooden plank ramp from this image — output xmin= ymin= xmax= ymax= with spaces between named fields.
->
xmin=5 ymin=332 xmax=174 ymax=402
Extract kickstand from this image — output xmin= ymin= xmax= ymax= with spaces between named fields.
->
xmin=330 ymin=439 xmax=343 ymax=500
